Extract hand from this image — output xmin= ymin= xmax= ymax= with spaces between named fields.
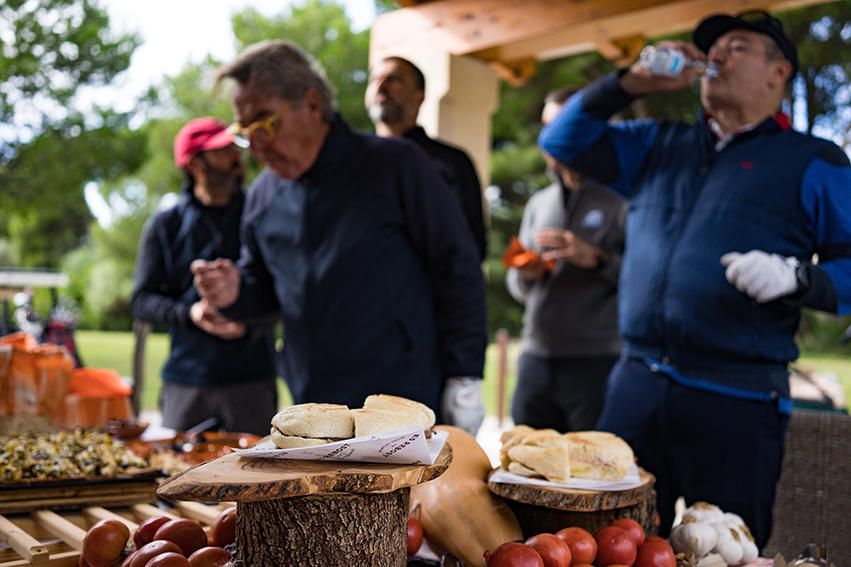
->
xmin=518 ymin=258 xmax=549 ymax=281
xmin=620 ymin=40 xmax=705 ymax=96
xmin=191 ymin=258 xmax=240 ymax=308
xmin=441 ymin=377 xmax=485 ymax=436
xmin=720 ymin=250 xmax=799 ymax=303
xmin=189 ymin=300 xmax=247 ymax=339
xmin=536 ymin=228 xmax=601 ymax=269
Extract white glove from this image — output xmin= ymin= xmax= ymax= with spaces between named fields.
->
xmin=441 ymin=377 xmax=485 ymax=436
xmin=720 ymin=250 xmax=799 ymax=303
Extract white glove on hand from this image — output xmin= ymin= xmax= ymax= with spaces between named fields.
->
xmin=441 ymin=377 xmax=485 ymax=436
xmin=720 ymin=250 xmax=799 ymax=303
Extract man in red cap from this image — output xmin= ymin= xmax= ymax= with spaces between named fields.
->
xmin=131 ymin=117 xmax=277 ymax=435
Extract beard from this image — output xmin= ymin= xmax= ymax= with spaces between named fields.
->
xmin=368 ymin=100 xmax=405 ymax=125
xmin=204 ymin=161 xmax=243 ymax=197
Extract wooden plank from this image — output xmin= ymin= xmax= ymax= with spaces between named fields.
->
xmin=157 ymin=444 xmax=453 ymax=503
xmin=30 ymin=512 xmax=85 ymax=551
xmin=0 ymin=550 xmax=78 ymax=567
xmin=172 ymin=502 xmax=219 ymax=526
xmin=0 ymin=491 xmax=156 ymax=515
xmin=130 ymin=503 xmax=180 ymax=521
xmin=0 ymin=514 xmax=48 ymax=564
xmin=81 ymin=508 xmax=138 ymax=533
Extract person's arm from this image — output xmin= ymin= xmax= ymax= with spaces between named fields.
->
xmin=131 ymin=216 xmax=191 ymax=327
xmin=456 ymin=152 xmax=488 ymax=261
xmin=796 ymin=147 xmax=851 ymax=314
xmin=396 ymin=144 xmax=487 ymax=380
xmin=506 ymin=194 xmax=540 ymax=303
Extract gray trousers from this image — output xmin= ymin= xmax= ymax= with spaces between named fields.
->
xmin=160 ymin=379 xmax=278 ymax=436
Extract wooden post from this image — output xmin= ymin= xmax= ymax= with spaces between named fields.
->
xmin=237 ymin=490 xmax=409 ymax=567
xmin=496 ymin=328 xmax=509 ymax=427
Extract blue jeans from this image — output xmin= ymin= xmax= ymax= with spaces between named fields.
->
xmin=596 ymin=355 xmax=788 ymax=548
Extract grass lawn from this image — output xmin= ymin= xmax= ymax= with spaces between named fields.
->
xmin=76 ymin=330 xmax=851 ymax=415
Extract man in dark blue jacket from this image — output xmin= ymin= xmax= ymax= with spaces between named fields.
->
xmin=191 ymin=41 xmax=487 ymax=434
xmin=132 ymin=118 xmax=277 ymax=435
xmin=540 ymin=11 xmax=851 ymax=545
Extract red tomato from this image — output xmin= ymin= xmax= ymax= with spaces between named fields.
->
xmin=555 ymin=526 xmax=597 ymax=564
xmin=143 ymin=552 xmax=191 ymax=567
xmin=208 ymin=508 xmax=236 ymax=548
xmin=129 ymin=541 xmax=182 ymax=567
xmin=187 ymin=547 xmax=232 ymax=567
xmin=635 ymin=541 xmax=676 ymax=567
xmin=407 ymin=517 xmax=424 ymax=556
xmin=484 ymin=542 xmax=545 ymax=567
xmin=82 ymin=519 xmax=130 ymax=567
xmin=525 ymin=533 xmax=572 ymax=567
xmin=153 ymin=519 xmax=207 ymax=557
xmin=644 ymin=536 xmax=667 ymax=545
xmin=610 ymin=519 xmax=645 ymax=548
xmin=595 ymin=526 xmax=638 ymax=567
xmin=133 ymin=516 xmax=171 ymax=549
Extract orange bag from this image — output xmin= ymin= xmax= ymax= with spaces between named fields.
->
xmin=0 ymin=333 xmax=73 ymax=417
xmin=501 ymin=236 xmax=556 ymax=271
xmin=56 ymin=368 xmax=133 ymax=428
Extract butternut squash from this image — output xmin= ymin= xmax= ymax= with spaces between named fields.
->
xmin=410 ymin=425 xmax=523 ymax=567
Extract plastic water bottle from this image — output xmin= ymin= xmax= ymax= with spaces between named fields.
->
xmin=639 ymin=46 xmax=716 ymax=77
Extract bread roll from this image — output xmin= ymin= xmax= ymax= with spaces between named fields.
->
xmin=565 ymin=431 xmax=634 ymax=481
xmin=352 ymin=408 xmax=432 ymax=437
xmin=270 ymin=403 xmax=354 ymax=439
xmin=505 ymin=432 xmax=571 ymax=483
xmin=270 ymin=430 xmax=335 ymax=449
xmin=363 ymin=395 xmax=435 ymax=428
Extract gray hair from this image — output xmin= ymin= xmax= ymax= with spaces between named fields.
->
xmin=215 ymin=40 xmax=336 ymax=123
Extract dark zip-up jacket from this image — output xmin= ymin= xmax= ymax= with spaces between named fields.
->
xmin=403 ymin=126 xmax=488 ymax=261
xmin=507 ymin=179 xmax=626 ymax=357
xmin=131 ymin=187 xmax=276 ymax=387
xmin=223 ymin=116 xmax=487 ymax=411
xmin=540 ymin=74 xmax=851 ymax=394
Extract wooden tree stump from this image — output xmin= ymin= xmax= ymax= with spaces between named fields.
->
xmin=237 ymin=490 xmax=409 ymax=566
xmin=157 ymin=444 xmax=452 ymax=566
xmin=488 ymin=468 xmax=657 ymax=536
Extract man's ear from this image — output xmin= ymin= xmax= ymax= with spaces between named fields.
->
xmin=769 ymin=59 xmax=793 ymax=89
xmin=303 ymin=88 xmax=325 ymax=119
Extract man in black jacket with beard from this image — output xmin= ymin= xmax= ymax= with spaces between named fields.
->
xmin=131 ymin=118 xmax=276 ymax=435
xmin=365 ymin=56 xmax=488 ymax=262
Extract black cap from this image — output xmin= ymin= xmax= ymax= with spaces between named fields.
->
xmin=693 ymin=10 xmax=798 ymax=78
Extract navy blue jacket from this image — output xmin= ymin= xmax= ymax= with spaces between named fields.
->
xmin=132 ymin=187 xmax=276 ymax=387
xmin=224 ymin=116 xmax=487 ymax=411
xmin=540 ymin=74 xmax=851 ymax=393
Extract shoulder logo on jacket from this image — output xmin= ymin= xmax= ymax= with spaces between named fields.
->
xmin=581 ymin=209 xmax=604 ymax=229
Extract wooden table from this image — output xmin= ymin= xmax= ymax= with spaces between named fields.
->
xmin=158 ymin=445 xmax=452 ymax=566
xmin=488 ymin=467 xmax=656 ymax=536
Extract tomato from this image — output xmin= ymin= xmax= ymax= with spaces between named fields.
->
xmin=525 ymin=533 xmax=572 ymax=567
xmin=133 ymin=516 xmax=171 ymax=549
xmin=129 ymin=541 xmax=182 ymax=567
xmin=82 ymin=519 xmax=130 ymax=567
xmin=153 ymin=519 xmax=207 ymax=557
xmin=484 ymin=542 xmax=545 ymax=567
xmin=635 ymin=541 xmax=676 ymax=567
xmin=143 ymin=552 xmax=191 ymax=567
xmin=208 ymin=508 xmax=236 ymax=548
xmin=610 ymin=519 xmax=645 ymax=548
xmin=645 ymin=536 xmax=667 ymax=545
xmin=595 ymin=526 xmax=638 ymax=567
xmin=187 ymin=547 xmax=231 ymax=567
xmin=555 ymin=526 xmax=597 ymax=564
xmin=407 ymin=517 xmax=424 ymax=556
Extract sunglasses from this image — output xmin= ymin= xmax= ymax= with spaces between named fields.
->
xmin=228 ymin=109 xmax=285 ymax=148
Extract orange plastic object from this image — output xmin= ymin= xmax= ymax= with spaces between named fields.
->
xmin=69 ymin=368 xmax=132 ymax=398
xmin=0 ymin=333 xmax=73 ymax=417
xmin=59 ymin=394 xmax=133 ymax=428
xmin=501 ymin=236 xmax=556 ymax=271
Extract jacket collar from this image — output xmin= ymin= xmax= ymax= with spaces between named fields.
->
xmin=698 ymin=108 xmax=791 ymax=151
xmin=299 ymin=113 xmax=354 ymax=186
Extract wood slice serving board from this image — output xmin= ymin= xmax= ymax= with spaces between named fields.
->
xmin=488 ymin=467 xmax=657 ymax=536
xmin=157 ymin=443 xmax=453 ymax=502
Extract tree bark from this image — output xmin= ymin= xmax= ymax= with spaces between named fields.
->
xmin=236 ymin=488 xmax=409 ymax=567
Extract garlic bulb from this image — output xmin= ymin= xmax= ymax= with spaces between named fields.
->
xmin=722 ymin=512 xmax=745 ymax=527
xmin=733 ymin=524 xmax=758 ymax=564
xmin=670 ymin=517 xmax=718 ymax=557
xmin=684 ymin=501 xmax=725 ymax=523
xmin=712 ymin=523 xmax=744 ymax=566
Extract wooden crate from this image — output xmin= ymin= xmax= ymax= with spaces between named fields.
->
xmin=0 ymin=501 xmax=233 ymax=566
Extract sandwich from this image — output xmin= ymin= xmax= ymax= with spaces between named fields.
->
xmin=353 ymin=394 xmax=436 ymax=437
xmin=565 ymin=431 xmax=635 ymax=481
xmin=500 ymin=428 xmax=571 ymax=483
xmin=270 ymin=403 xmax=354 ymax=449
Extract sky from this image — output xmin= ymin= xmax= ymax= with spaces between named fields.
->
xmin=84 ymin=0 xmax=377 ymax=225
xmin=88 ymin=0 xmax=376 ymax=112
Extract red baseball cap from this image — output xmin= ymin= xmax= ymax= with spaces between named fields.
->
xmin=173 ymin=117 xmax=234 ymax=168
